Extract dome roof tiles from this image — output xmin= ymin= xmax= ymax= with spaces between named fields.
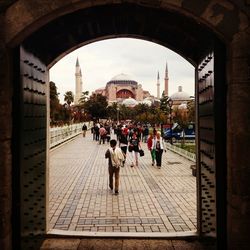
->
xmin=170 ymin=86 xmax=191 ymax=101
xmin=107 ymin=73 xmax=138 ymax=85
xmin=111 ymin=73 xmax=134 ymax=81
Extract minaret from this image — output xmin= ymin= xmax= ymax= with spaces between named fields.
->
xmin=164 ymin=60 xmax=169 ymax=97
xmin=75 ymin=57 xmax=83 ymax=104
xmin=157 ymin=71 xmax=160 ymax=99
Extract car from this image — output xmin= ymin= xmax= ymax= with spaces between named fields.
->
xmin=163 ymin=123 xmax=195 ymax=142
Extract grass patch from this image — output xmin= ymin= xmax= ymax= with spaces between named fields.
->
xmin=175 ymin=143 xmax=196 ymax=154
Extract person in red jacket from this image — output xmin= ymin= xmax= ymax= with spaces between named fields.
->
xmin=99 ymin=125 xmax=107 ymax=144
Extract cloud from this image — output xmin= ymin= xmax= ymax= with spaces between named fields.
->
xmin=49 ymin=38 xmax=194 ymax=103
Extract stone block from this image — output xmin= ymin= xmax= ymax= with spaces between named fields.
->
xmin=40 ymin=239 xmax=80 ymax=250
xmin=78 ymin=239 xmax=123 ymax=250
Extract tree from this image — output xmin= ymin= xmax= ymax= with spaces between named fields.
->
xmin=83 ymin=93 xmax=108 ymax=120
xmin=64 ymin=91 xmax=74 ymax=106
xmin=160 ymin=92 xmax=169 ymax=115
xmin=49 ymin=81 xmax=72 ymax=125
xmin=118 ymin=104 xmax=134 ymax=121
xmin=78 ymin=91 xmax=89 ymax=105
xmin=187 ymin=99 xmax=195 ymax=123
xmin=173 ymin=106 xmax=189 ymax=144
xmin=106 ymin=102 xmax=119 ymax=121
xmin=133 ymin=103 xmax=151 ymax=123
xmin=50 ymin=81 xmax=60 ymax=122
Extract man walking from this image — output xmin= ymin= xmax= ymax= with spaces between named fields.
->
xmin=82 ymin=123 xmax=87 ymax=137
xmin=105 ymin=139 xmax=124 ymax=195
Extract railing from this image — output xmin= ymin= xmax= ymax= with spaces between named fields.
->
xmin=49 ymin=122 xmax=92 ymax=148
xmin=166 ymin=143 xmax=196 ymax=162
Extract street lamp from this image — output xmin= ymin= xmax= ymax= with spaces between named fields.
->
xmin=167 ymin=98 xmax=173 ymax=144
xmin=117 ymin=106 xmax=120 ymax=124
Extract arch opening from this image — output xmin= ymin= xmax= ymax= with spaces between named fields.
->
xmin=11 ymin=2 xmax=227 ymax=249
xmin=48 ymin=38 xmax=196 ymax=235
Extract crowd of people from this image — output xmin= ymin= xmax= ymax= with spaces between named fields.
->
xmin=82 ymin=121 xmax=166 ymax=195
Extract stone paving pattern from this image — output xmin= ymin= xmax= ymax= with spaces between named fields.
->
xmin=41 ymin=238 xmax=216 ymax=250
xmin=49 ymin=132 xmax=197 ymax=234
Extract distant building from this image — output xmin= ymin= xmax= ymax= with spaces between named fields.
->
xmin=93 ymin=73 xmax=152 ymax=105
xmin=91 ymin=60 xmax=190 ymax=108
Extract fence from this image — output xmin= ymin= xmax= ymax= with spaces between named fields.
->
xmin=166 ymin=143 xmax=196 ymax=162
xmin=49 ymin=122 xmax=92 ymax=148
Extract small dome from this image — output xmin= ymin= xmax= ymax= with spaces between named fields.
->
xmin=170 ymin=86 xmax=191 ymax=101
xmin=141 ymin=99 xmax=152 ymax=106
xmin=122 ymin=97 xmax=138 ymax=107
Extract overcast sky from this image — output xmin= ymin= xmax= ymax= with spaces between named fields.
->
xmin=49 ymin=38 xmax=194 ymax=103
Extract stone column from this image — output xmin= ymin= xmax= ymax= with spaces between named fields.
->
xmin=227 ymin=30 xmax=250 ymax=249
xmin=0 ymin=20 xmax=13 ymax=249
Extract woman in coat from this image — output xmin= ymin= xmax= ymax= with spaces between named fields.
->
xmin=152 ymin=132 xmax=165 ymax=169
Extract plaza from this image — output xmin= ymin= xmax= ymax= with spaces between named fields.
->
xmin=49 ymin=132 xmax=196 ymax=235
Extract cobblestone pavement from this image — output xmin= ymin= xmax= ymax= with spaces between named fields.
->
xmin=49 ymin=132 xmax=197 ymax=234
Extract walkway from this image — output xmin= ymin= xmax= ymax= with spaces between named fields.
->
xmin=49 ymin=132 xmax=196 ymax=235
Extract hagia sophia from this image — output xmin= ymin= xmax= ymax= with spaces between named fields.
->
xmin=74 ymin=58 xmax=192 ymax=108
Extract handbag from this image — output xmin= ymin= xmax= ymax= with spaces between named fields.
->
xmin=139 ymin=149 xmax=144 ymax=157
xmin=128 ymin=145 xmax=133 ymax=152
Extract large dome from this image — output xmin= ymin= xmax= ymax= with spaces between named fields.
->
xmin=111 ymin=73 xmax=134 ymax=81
xmin=107 ymin=73 xmax=138 ymax=85
xmin=170 ymin=86 xmax=191 ymax=101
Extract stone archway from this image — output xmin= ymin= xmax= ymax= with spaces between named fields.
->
xmin=116 ymin=89 xmax=134 ymax=99
xmin=1 ymin=1 xmax=250 ymax=250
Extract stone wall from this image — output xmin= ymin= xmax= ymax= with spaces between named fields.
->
xmin=0 ymin=1 xmax=250 ymax=250
xmin=0 ymin=15 xmax=12 ymax=248
xmin=227 ymin=30 xmax=250 ymax=249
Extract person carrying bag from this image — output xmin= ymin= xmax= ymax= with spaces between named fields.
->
xmin=105 ymin=139 xmax=124 ymax=195
xmin=129 ymin=129 xmax=141 ymax=167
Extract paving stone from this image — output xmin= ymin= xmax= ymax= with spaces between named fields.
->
xmin=40 ymin=239 xmax=80 ymax=250
xmin=49 ymin=134 xmax=197 ymax=233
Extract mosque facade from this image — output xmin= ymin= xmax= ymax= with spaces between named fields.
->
xmin=93 ymin=73 xmax=152 ymax=106
xmin=75 ymin=58 xmax=191 ymax=107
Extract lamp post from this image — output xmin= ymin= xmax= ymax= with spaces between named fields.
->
xmin=117 ymin=106 xmax=120 ymax=124
xmin=167 ymin=98 xmax=173 ymax=144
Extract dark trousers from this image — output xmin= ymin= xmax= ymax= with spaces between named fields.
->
xmin=121 ymin=146 xmax=127 ymax=163
xmin=95 ymin=133 xmax=99 ymax=141
xmin=155 ymin=149 xmax=163 ymax=167
xmin=99 ymin=135 xmax=105 ymax=144
xmin=106 ymin=135 xmax=111 ymax=143
xmin=108 ymin=166 xmax=120 ymax=192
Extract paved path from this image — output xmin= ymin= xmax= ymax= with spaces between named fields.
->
xmin=49 ymin=132 xmax=196 ymax=234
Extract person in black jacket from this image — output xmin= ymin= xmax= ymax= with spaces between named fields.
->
xmin=128 ymin=129 xmax=141 ymax=167
xmin=82 ymin=124 xmax=87 ymax=137
xmin=119 ymin=128 xmax=128 ymax=166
